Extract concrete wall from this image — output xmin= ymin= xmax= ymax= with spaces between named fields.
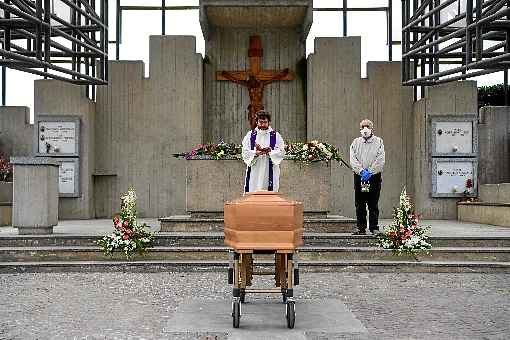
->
xmin=413 ymin=81 xmax=478 ymax=219
xmin=307 ymin=37 xmax=414 ymax=219
xmin=34 ymin=80 xmax=96 ymax=219
xmin=95 ymin=35 xmax=203 ymax=218
xmin=478 ymin=106 xmax=510 ymax=184
xmin=204 ymin=28 xmax=306 ymax=143
xmin=0 ymin=106 xmax=33 ymax=158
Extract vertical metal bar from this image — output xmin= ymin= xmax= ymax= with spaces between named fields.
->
xmin=475 ymin=0 xmax=482 ymax=61
xmin=44 ymin=0 xmax=51 ymax=77
xmin=343 ymin=0 xmax=347 ymax=37
xmin=402 ymin=0 xmax=408 ymax=83
xmin=116 ymin=0 xmax=120 ymax=60
xmin=413 ymin=0 xmax=418 ymax=97
xmin=388 ymin=0 xmax=393 ymax=61
xmin=504 ymin=70 xmax=508 ymax=106
xmin=1 ymin=66 xmax=5 ymax=106
xmin=71 ymin=0 xmax=77 ymax=80
xmin=83 ymin=0 xmax=90 ymax=98
xmin=506 ymin=0 xmax=510 ymax=105
xmin=76 ymin=0 xmax=82 ymax=81
xmin=91 ymin=0 xmax=96 ymax=100
xmin=433 ymin=0 xmax=440 ymax=74
xmin=36 ymin=0 xmax=42 ymax=60
xmin=421 ymin=0 xmax=426 ymax=98
xmin=428 ymin=0 xmax=434 ymax=82
xmin=162 ymin=0 xmax=166 ymax=35
xmin=465 ymin=0 xmax=473 ymax=73
xmin=4 ymin=0 xmax=11 ymax=103
xmin=104 ymin=0 xmax=108 ymax=81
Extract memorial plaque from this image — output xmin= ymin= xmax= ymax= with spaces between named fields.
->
xmin=432 ymin=158 xmax=477 ymax=197
xmin=35 ymin=116 xmax=80 ymax=156
xmin=56 ymin=158 xmax=80 ymax=197
xmin=431 ymin=115 xmax=477 ymax=157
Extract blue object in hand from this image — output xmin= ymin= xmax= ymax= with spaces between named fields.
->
xmin=360 ymin=169 xmax=369 ymax=182
xmin=365 ymin=169 xmax=373 ymax=181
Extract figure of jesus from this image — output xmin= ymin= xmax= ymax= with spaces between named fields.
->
xmin=221 ymin=69 xmax=290 ymax=129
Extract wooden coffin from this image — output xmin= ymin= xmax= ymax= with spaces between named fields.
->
xmin=224 ymin=191 xmax=304 ymax=251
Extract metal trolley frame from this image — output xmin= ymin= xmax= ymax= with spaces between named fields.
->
xmin=228 ymin=249 xmax=300 ymax=329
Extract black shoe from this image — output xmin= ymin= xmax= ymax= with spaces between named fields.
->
xmin=370 ymin=229 xmax=382 ymax=235
xmin=352 ymin=230 xmax=366 ymax=235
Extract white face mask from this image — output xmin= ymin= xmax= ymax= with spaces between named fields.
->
xmin=360 ymin=127 xmax=372 ymax=138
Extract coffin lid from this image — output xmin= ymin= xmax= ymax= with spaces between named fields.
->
xmin=225 ymin=191 xmax=301 ymax=206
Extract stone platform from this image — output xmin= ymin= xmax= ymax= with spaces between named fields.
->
xmin=159 ymin=214 xmax=357 ymax=233
xmin=1 ymin=219 xmax=510 ymax=273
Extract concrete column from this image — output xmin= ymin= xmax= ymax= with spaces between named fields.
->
xmin=11 ymin=157 xmax=59 ymax=234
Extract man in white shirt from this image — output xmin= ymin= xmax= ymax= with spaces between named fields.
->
xmin=349 ymin=119 xmax=386 ymax=235
xmin=241 ymin=111 xmax=285 ymax=192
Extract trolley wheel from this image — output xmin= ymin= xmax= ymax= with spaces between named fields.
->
xmin=232 ymin=300 xmax=240 ymax=328
xmin=240 ymin=289 xmax=246 ymax=303
xmin=286 ymin=301 xmax=295 ymax=329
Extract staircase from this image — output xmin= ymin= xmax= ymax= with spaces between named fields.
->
xmin=458 ymin=183 xmax=510 ymax=227
xmin=1 ymin=230 xmax=509 ymax=273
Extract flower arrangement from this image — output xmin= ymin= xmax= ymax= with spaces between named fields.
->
xmin=285 ymin=140 xmax=348 ymax=165
xmin=377 ymin=188 xmax=431 ymax=256
xmin=174 ymin=140 xmax=349 ymax=166
xmin=96 ymin=188 xmax=154 ymax=258
xmin=173 ymin=141 xmax=242 ymax=160
xmin=0 ymin=154 xmax=12 ymax=182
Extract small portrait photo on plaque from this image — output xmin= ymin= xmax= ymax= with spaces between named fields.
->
xmin=431 ymin=115 xmax=477 ymax=157
xmin=432 ymin=158 xmax=477 ymax=198
xmin=35 ymin=115 xmax=80 ymax=157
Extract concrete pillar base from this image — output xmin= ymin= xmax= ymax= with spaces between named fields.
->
xmin=17 ymin=226 xmax=54 ymax=235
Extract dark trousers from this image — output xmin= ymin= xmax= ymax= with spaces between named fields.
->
xmin=354 ymin=172 xmax=382 ymax=232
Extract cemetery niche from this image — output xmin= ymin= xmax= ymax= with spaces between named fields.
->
xmin=432 ymin=158 xmax=478 ymax=198
xmin=431 ymin=115 xmax=478 ymax=157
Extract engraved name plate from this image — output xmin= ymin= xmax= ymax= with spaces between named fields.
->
xmin=35 ymin=116 xmax=80 ymax=157
xmin=432 ymin=159 xmax=477 ymax=197
xmin=431 ymin=115 xmax=477 ymax=157
xmin=59 ymin=161 xmax=75 ymax=194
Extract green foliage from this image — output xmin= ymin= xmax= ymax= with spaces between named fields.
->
xmin=478 ymin=84 xmax=508 ymax=108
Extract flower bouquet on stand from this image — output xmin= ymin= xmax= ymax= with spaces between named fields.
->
xmin=377 ymin=188 xmax=431 ymax=256
xmin=97 ymin=188 xmax=154 ymax=259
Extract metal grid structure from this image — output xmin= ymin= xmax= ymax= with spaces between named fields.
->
xmin=0 ymin=0 xmax=108 ymax=103
xmin=0 ymin=0 xmax=398 ymax=105
xmin=402 ymin=0 xmax=510 ymax=88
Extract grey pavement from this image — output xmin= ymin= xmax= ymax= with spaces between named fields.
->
xmin=1 ymin=218 xmax=510 ymax=238
xmin=0 ymin=271 xmax=509 ymax=339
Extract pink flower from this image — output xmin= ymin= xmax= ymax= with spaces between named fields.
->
xmin=123 ymin=234 xmax=130 ymax=240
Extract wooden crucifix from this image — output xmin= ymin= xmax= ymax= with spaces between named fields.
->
xmin=216 ymin=35 xmax=295 ymax=130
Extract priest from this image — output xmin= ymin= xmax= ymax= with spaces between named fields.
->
xmin=242 ymin=111 xmax=285 ymax=193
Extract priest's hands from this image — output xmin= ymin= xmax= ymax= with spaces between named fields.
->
xmin=255 ymin=144 xmax=271 ymax=156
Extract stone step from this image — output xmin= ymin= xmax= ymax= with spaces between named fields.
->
xmin=457 ymin=202 xmax=510 ymax=227
xmin=2 ymin=233 xmax=510 ymax=248
xmin=1 ymin=259 xmax=509 ymax=274
xmin=1 ymin=246 xmax=510 ymax=262
xmin=479 ymin=183 xmax=510 ymax=204
xmin=159 ymin=215 xmax=357 ymax=233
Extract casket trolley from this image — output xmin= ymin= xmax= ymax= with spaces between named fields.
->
xmin=224 ymin=192 xmax=304 ymax=329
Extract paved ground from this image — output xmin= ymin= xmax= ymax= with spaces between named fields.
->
xmin=1 ymin=218 xmax=510 ymax=238
xmin=0 ymin=271 xmax=509 ymax=339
